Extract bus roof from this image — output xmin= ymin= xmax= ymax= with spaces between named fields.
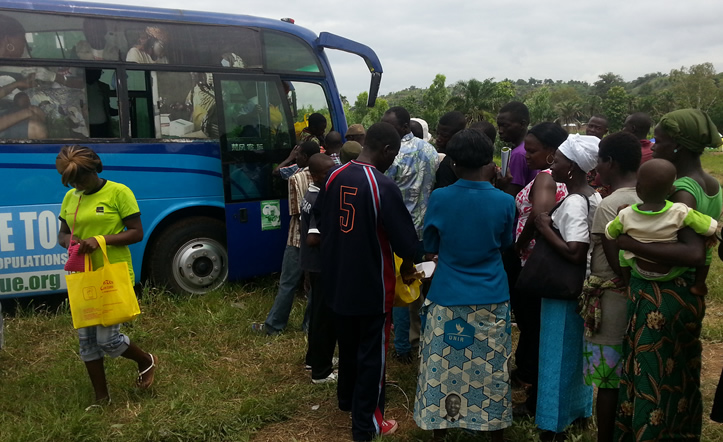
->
xmin=2 ymin=0 xmax=320 ymax=42
xmin=2 ymin=0 xmax=383 ymax=104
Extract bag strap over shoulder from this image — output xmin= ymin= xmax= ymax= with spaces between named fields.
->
xmin=549 ymin=192 xmax=591 ymax=217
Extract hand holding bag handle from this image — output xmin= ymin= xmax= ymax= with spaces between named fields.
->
xmin=515 ymin=194 xmax=590 ymax=300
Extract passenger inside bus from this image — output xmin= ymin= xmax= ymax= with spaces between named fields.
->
xmin=0 ymin=15 xmax=47 ymax=138
xmin=126 ymin=27 xmax=169 ymax=64
xmin=0 ymin=73 xmax=47 ymax=139
xmin=85 ymin=69 xmax=117 ymax=137
xmin=228 ymin=162 xmax=264 ymax=200
xmin=228 ymin=81 xmax=291 ymax=141
xmin=72 ymin=18 xmax=122 ymax=61
xmin=186 ymin=72 xmax=217 ymax=138
xmin=1 ymin=10 xmax=266 ymax=71
xmin=229 ymin=82 xmax=264 ymax=138
xmin=220 ymin=52 xmax=245 ymax=68
xmin=0 ymin=15 xmax=93 ymax=138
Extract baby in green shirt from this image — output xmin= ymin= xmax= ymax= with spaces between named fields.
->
xmin=606 ymin=159 xmax=717 ymax=295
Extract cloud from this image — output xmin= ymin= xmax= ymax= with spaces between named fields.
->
xmin=76 ymin=0 xmax=723 ymax=101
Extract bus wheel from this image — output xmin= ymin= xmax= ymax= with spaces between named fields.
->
xmin=149 ymin=217 xmax=228 ymax=294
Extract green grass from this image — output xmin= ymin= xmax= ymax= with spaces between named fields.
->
xmin=2 ymin=277 xmax=721 ymax=441
xmin=0 ymin=280 xmax=595 ymax=442
xmin=702 ymin=151 xmax=723 ymax=182
xmin=0 ymin=151 xmax=722 ymax=441
xmin=0 ymin=280 xmax=325 ymax=442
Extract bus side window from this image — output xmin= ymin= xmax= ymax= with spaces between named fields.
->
xmin=286 ymin=81 xmax=331 ymax=142
xmin=85 ymin=68 xmax=120 ymax=138
xmin=126 ymin=70 xmax=154 ymax=138
xmin=0 ymin=64 xmax=89 ymax=140
xmin=263 ymin=31 xmax=321 ymax=73
xmin=221 ymin=80 xmax=291 ymax=146
xmin=194 ymin=27 xmax=262 ymax=69
xmin=219 ymin=79 xmax=293 ymax=201
xmin=127 ymin=70 xmax=218 ymax=140
xmin=155 ymin=71 xmax=218 ymax=139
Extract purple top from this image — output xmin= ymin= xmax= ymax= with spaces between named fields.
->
xmin=508 ymin=142 xmax=539 ymax=188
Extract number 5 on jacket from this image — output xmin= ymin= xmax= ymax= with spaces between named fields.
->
xmin=339 ymin=186 xmax=357 ymax=233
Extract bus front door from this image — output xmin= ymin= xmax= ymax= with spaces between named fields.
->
xmin=215 ymin=75 xmax=295 ymax=280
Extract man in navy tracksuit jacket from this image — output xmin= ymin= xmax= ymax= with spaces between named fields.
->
xmin=315 ymin=122 xmax=418 ymax=441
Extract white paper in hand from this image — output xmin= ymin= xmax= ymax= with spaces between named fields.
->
xmin=415 ymin=261 xmax=436 ymax=278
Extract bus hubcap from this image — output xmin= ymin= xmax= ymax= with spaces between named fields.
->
xmin=171 ymin=238 xmax=227 ymax=293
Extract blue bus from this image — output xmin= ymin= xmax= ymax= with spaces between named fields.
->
xmin=0 ymin=0 xmax=382 ymax=296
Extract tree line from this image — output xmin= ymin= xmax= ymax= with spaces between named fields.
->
xmin=342 ymin=62 xmax=723 ymax=137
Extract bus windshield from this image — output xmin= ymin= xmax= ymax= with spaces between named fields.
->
xmin=0 ymin=0 xmax=382 ymax=297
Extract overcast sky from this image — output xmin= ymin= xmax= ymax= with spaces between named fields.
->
xmin=77 ymin=0 xmax=723 ymax=101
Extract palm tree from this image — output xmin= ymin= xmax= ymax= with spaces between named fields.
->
xmin=556 ymin=100 xmax=582 ymax=129
xmin=446 ymin=79 xmax=500 ymax=123
xmin=582 ymin=95 xmax=603 ymax=121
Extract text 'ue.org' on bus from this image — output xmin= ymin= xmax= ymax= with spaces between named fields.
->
xmin=0 ymin=0 xmax=382 ymax=297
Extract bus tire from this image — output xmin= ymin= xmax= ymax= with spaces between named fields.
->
xmin=148 ymin=217 xmax=228 ymax=294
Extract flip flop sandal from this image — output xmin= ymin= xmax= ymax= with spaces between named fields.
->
xmin=137 ymin=353 xmax=158 ymax=389
xmin=85 ymin=397 xmax=111 ymax=412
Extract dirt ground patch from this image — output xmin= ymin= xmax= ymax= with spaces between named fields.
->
xmin=702 ymin=342 xmax=722 ymax=428
xmin=252 ymin=333 xmax=723 ymax=441
xmin=703 ymin=342 xmax=723 ymax=382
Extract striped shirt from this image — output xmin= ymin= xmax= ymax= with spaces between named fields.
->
xmin=315 ymin=160 xmax=418 ymax=316
xmin=287 ymin=167 xmax=311 ymax=248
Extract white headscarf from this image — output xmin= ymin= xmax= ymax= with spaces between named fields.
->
xmin=558 ymin=134 xmax=599 ymax=173
xmin=410 ymin=117 xmax=431 ymax=142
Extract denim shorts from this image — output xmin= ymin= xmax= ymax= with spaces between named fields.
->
xmin=77 ymin=324 xmax=130 ymax=361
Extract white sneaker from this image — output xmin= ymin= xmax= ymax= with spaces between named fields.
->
xmin=312 ymin=372 xmax=338 ymax=384
xmin=308 ymin=357 xmax=339 ymax=371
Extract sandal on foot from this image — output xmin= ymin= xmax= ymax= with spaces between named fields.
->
xmin=85 ymin=397 xmax=111 ymax=412
xmin=137 ymin=354 xmax=158 ymax=389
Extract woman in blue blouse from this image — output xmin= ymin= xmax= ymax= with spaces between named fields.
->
xmin=413 ymin=129 xmax=515 ymax=442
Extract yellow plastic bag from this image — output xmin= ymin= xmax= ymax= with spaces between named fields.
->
xmin=65 ymin=235 xmax=141 ymax=329
xmin=294 ymin=114 xmax=309 ymax=140
xmin=393 ymin=254 xmax=421 ymax=307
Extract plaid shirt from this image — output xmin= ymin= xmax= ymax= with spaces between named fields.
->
xmin=287 ymin=167 xmax=312 ymax=247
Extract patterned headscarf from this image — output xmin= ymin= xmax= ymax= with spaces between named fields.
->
xmin=557 ymin=134 xmax=599 ymax=173
xmin=145 ymin=26 xmax=169 ymax=43
xmin=659 ymin=109 xmax=722 ymax=153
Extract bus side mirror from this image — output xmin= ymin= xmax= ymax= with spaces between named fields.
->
xmin=367 ymin=72 xmax=381 ymax=108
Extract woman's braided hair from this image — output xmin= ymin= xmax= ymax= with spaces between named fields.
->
xmin=56 ymin=145 xmax=103 ymax=187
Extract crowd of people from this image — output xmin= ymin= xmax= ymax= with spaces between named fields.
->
xmin=39 ymin=102 xmax=723 ymax=440
xmin=250 ymin=105 xmax=723 ymax=441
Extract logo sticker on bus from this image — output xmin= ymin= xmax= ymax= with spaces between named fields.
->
xmin=260 ymin=200 xmax=281 ymax=231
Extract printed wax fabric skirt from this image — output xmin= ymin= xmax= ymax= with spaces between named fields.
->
xmin=413 ymin=301 xmax=512 ymax=432
xmin=615 ymin=273 xmax=705 ymax=440
xmin=536 ymin=298 xmax=593 ymax=432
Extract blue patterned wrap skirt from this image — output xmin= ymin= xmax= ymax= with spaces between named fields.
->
xmin=414 ymin=301 xmax=512 ymax=431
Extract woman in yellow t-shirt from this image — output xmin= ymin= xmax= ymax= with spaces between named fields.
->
xmin=56 ymin=145 xmax=157 ymax=410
